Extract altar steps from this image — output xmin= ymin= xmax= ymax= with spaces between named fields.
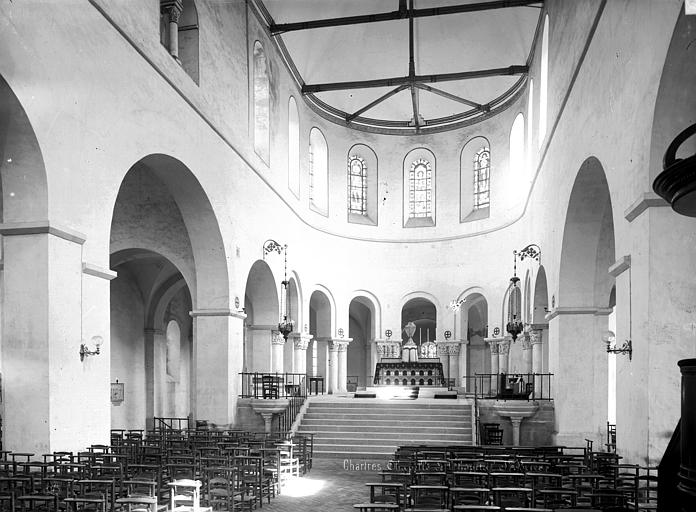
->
xmin=296 ymin=398 xmax=474 ymax=459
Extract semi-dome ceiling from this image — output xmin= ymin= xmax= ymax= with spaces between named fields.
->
xmin=253 ymin=0 xmax=544 ymax=134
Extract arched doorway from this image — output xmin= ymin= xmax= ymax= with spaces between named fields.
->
xmin=401 ymin=297 xmax=437 ymax=346
xmin=308 ymin=289 xmax=333 ymax=389
xmin=244 ymin=260 xmax=280 ymax=373
xmin=110 ymin=249 xmax=192 ymax=431
xmin=110 ymin=154 xmax=232 ymax=428
xmin=463 ymin=293 xmax=490 ymax=381
xmin=348 ymin=295 xmax=378 ymax=390
xmin=555 ymin=156 xmax=615 ymax=446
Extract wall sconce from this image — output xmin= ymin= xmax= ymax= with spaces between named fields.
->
xmin=80 ymin=336 xmax=103 ymax=362
xmin=602 ymin=330 xmax=632 ymax=360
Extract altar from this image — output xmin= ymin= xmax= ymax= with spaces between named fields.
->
xmin=373 ymin=360 xmax=445 ymax=386
xmin=373 ymin=321 xmax=447 ymax=386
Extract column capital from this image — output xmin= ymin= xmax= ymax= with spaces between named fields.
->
xmin=530 ymin=322 xmax=548 ymax=331
xmin=271 ymin=331 xmax=286 ymax=345
xmin=498 ymin=338 xmax=512 ymax=355
xmin=520 ymin=333 xmax=532 ymax=350
xmin=530 ymin=330 xmax=543 ymax=345
xmin=290 ymin=333 xmax=313 ymax=350
xmin=436 ymin=341 xmax=461 ymax=356
xmin=161 ymin=0 xmax=183 ymax=19
xmin=330 ymin=339 xmax=351 ymax=352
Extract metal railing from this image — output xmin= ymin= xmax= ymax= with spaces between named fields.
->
xmin=239 ymin=372 xmax=308 ymax=436
xmin=153 ymin=416 xmax=191 ymax=432
xmin=463 ymin=372 xmax=554 ymax=401
xmin=239 ymin=372 xmax=307 ymax=399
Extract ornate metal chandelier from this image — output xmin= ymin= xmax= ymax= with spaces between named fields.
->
xmin=506 ymin=244 xmax=541 ymax=341
xmin=263 ymin=240 xmax=295 ymax=341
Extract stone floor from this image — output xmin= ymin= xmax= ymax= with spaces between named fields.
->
xmin=264 ymin=458 xmax=391 ymax=511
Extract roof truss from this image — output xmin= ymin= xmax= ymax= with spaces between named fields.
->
xmin=269 ymin=0 xmax=544 ymax=35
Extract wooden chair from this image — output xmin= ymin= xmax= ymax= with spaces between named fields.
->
xmin=405 ymin=484 xmax=448 ymax=511
xmin=490 ymin=487 xmax=533 ymax=509
xmin=168 ymin=478 xmax=212 ymax=511
xmin=63 ymin=495 xmax=107 ymax=512
xmin=364 ymin=482 xmax=406 ymax=509
xmin=450 ymin=487 xmax=490 ymax=506
xmin=115 ymin=479 xmax=158 ymax=512
xmin=74 ymin=479 xmax=117 ymax=512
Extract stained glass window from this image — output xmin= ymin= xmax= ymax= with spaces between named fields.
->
xmin=409 ymin=158 xmax=432 ymax=218
xmin=348 ymin=155 xmax=367 ymax=215
xmin=473 ymin=147 xmax=490 ymax=209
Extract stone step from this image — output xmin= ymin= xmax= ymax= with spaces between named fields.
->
xmin=300 ymin=418 xmax=466 ymax=426
xmin=298 ymin=425 xmax=472 ymax=433
xmin=304 ymin=410 xmax=469 ymax=418
xmin=309 ymin=401 xmax=470 ymax=410
xmin=311 ymin=435 xmax=472 ymax=445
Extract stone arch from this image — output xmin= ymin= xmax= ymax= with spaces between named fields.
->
xmin=553 ymin=156 xmax=615 ymax=446
xmin=347 ymin=291 xmax=381 ymax=389
xmin=649 ymin=7 xmax=696 ymax=183
xmin=0 ymin=74 xmax=52 ymax=453
xmin=244 ymin=259 xmax=279 ymax=373
xmin=110 ymin=154 xmax=230 ymax=311
xmin=400 ymin=292 xmax=439 ymax=344
xmin=0 ymin=74 xmax=49 ymax=222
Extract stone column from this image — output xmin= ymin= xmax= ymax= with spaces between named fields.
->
xmin=530 ymin=329 xmax=543 ymax=398
xmin=486 ymin=338 xmax=501 ymax=395
xmin=521 ymin=332 xmax=533 ymax=373
xmin=161 ymin=0 xmax=183 ymax=59
xmin=328 ymin=342 xmax=339 ymax=394
xmin=144 ymin=328 xmax=166 ymax=430
xmin=191 ymin=309 xmax=246 ymax=426
xmin=334 ymin=339 xmax=351 ymax=393
xmin=499 ymin=336 xmax=512 ymax=374
xmin=437 ymin=341 xmax=461 ymax=387
xmin=291 ymin=333 xmax=311 ymax=375
xmin=271 ymin=330 xmax=285 ymax=374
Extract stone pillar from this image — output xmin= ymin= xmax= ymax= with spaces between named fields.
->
xmin=337 ymin=341 xmax=348 ymax=393
xmin=271 ymin=330 xmax=285 ymax=374
xmin=437 ymin=341 xmax=461 ymax=387
xmin=291 ymin=333 xmax=311 ymax=375
xmin=191 ymin=309 xmax=245 ymax=426
xmin=328 ymin=342 xmax=339 ymax=394
xmin=144 ymin=328 xmax=166 ymax=430
xmin=530 ymin=329 xmax=543 ymax=398
xmin=0 ymin=226 xmax=114 ymax=453
xmin=161 ymin=0 xmax=183 ymax=59
xmin=499 ymin=337 xmax=512 ymax=374
xmin=486 ymin=338 xmax=501 ymax=395
xmin=521 ymin=333 xmax=533 ymax=373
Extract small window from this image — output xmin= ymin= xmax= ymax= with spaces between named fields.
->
xmin=404 ymin=148 xmax=436 ymax=227
xmin=348 ymin=155 xmax=367 ymax=216
xmin=253 ymin=41 xmax=270 ymax=164
xmin=473 ymin=147 xmax=490 ymax=210
xmin=309 ymin=127 xmax=328 ymax=215
xmin=288 ymin=97 xmax=300 ymax=197
xmin=409 ymin=158 xmax=432 ymax=218
xmin=539 ymin=14 xmax=549 ymax=148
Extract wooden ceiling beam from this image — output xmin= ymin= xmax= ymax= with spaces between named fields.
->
xmin=269 ymin=1 xmax=543 ymax=35
xmin=302 ymin=65 xmax=527 ymax=94
xmin=346 ymin=85 xmax=409 ymax=122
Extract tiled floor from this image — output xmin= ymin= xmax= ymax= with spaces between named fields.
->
xmin=264 ymin=458 xmax=391 ymax=511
